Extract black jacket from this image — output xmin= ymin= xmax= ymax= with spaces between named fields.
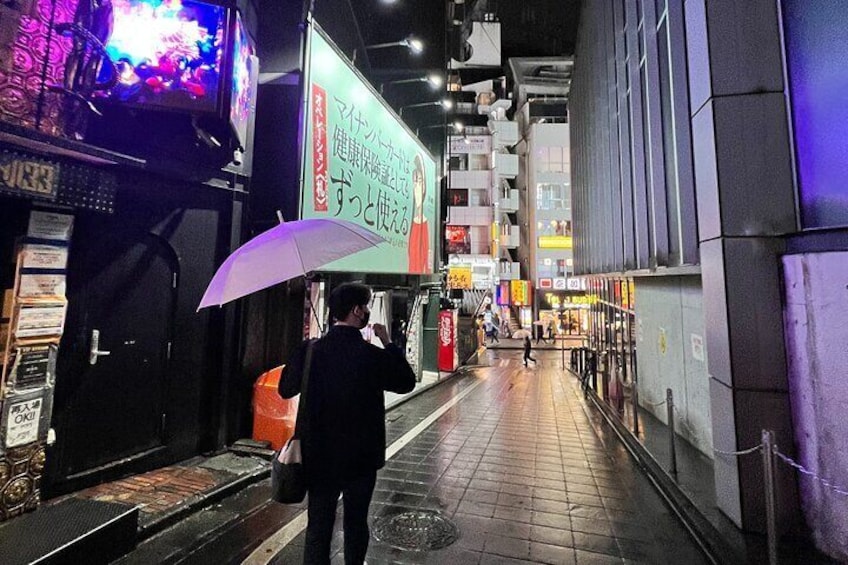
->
xmin=279 ymin=325 xmax=416 ymax=485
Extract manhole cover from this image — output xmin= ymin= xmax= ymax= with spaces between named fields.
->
xmin=372 ymin=510 xmax=459 ymax=551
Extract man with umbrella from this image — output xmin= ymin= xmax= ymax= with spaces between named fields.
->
xmin=278 ymin=283 xmax=416 ymax=565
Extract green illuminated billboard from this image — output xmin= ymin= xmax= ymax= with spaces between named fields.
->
xmin=301 ymin=24 xmax=437 ymax=275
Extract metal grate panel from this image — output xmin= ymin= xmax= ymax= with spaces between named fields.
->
xmin=372 ymin=510 xmax=459 ymax=552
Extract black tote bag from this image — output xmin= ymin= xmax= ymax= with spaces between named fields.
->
xmin=271 ymin=340 xmax=314 ymax=504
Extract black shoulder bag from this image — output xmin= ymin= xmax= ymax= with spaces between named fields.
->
xmin=271 ymin=340 xmax=314 ymax=503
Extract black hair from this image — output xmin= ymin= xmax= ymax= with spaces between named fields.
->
xmin=413 ymin=154 xmax=426 ymax=199
xmin=328 ymin=283 xmax=371 ymax=322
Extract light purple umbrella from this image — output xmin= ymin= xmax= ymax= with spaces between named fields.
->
xmin=198 ymin=218 xmax=385 ymax=309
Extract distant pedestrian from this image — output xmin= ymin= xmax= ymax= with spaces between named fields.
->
xmin=279 ymin=283 xmax=416 ymax=565
xmin=523 ymin=335 xmax=537 ymax=367
xmin=534 ymin=323 xmax=548 ymax=345
xmin=485 ymin=321 xmax=500 ymax=344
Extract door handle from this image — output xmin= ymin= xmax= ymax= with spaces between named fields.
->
xmin=89 ymin=329 xmax=112 ymax=365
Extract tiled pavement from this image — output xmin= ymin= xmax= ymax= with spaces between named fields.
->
xmin=271 ymin=349 xmax=709 ymax=565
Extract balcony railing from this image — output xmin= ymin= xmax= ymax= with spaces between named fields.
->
xmin=497 ymin=188 xmax=519 ymax=212
xmin=448 ymin=206 xmax=493 ymax=226
xmin=489 ymin=120 xmax=519 ymax=148
xmin=500 ymin=226 xmax=520 ymax=248
xmin=499 ymin=261 xmax=521 ymax=280
xmin=491 ymin=152 xmax=519 ymax=178
xmin=449 ymin=169 xmax=491 ymax=190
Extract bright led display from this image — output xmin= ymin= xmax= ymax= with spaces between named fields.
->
xmin=99 ymin=0 xmax=227 ymax=113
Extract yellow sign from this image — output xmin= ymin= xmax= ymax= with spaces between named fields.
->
xmin=510 ymin=280 xmax=531 ymax=306
xmin=447 ymin=266 xmax=473 ymax=290
xmin=659 ymin=327 xmax=667 ymax=356
xmin=538 ymin=236 xmax=573 ymax=249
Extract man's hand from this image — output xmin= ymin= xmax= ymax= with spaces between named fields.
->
xmin=372 ymin=323 xmax=391 ymax=346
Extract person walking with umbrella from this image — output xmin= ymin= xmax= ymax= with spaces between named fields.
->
xmin=523 ymin=335 xmax=537 ymax=367
xmin=278 ymin=283 xmax=416 ymax=565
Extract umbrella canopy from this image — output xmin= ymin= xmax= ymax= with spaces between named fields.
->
xmin=198 ymin=218 xmax=385 ymax=309
xmin=512 ymin=329 xmax=532 ymax=339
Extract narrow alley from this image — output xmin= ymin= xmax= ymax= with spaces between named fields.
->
xmin=120 ymin=350 xmax=709 ymax=565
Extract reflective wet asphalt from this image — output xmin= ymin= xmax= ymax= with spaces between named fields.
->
xmin=259 ymin=348 xmax=709 ymax=565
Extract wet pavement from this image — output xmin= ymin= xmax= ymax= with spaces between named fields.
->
xmin=259 ymin=348 xmax=708 ymax=565
xmin=117 ymin=348 xmax=709 ymax=564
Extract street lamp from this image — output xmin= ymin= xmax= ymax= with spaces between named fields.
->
xmin=380 ymin=73 xmax=444 ymax=94
xmin=352 ymin=35 xmax=424 ymax=64
xmin=399 ymin=98 xmax=453 ymax=117
xmin=415 ymin=121 xmax=464 ymax=136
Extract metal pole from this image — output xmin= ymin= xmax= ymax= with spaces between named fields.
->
xmin=632 ymin=376 xmax=640 ymax=435
xmin=561 ymin=324 xmax=565 ymax=370
xmin=667 ymin=388 xmax=677 ymax=476
xmin=763 ymin=429 xmax=778 ymax=565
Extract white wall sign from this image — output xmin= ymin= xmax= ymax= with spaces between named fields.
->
xmin=21 ymin=245 xmax=68 ymax=270
xmin=18 ymin=274 xmax=66 ymax=298
xmin=27 ymin=211 xmax=74 ymax=241
xmin=14 ymin=304 xmax=67 ymax=338
xmin=6 ymin=398 xmax=42 ymax=447
xmin=449 ymin=135 xmax=492 ymax=154
xmin=566 ymin=278 xmax=587 ymax=290
xmin=691 ymin=333 xmax=705 ymax=362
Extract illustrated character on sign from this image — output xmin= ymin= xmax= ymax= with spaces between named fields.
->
xmin=407 ymin=154 xmax=431 ymax=273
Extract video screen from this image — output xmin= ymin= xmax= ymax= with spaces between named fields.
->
xmin=445 ymin=225 xmax=471 ymax=255
xmin=99 ymin=0 xmax=227 ymax=113
xmin=230 ymin=11 xmax=254 ymax=147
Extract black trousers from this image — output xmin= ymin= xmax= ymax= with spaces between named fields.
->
xmin=303 ymin=472 xmax=377 ymax=565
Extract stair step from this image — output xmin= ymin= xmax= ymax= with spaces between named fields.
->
xmin=0 ymin=498 xmax=137 ymax=565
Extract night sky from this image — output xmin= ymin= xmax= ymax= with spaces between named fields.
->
xmin=350 ymin=0 xmax=581 ymax=141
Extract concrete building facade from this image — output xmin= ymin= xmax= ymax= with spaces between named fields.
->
xmin=569 ymin=0 xmax=848 ymax=560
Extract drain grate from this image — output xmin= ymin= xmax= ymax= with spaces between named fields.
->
xmin=372 ymin=510 xmax=459 ymax=551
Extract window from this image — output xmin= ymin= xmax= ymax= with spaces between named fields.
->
xmin=449 ymin=155 xmax=467 ymax=171
xmin=448 ymin=189 xmax=468 ymax=206
xmin=657 ymin=14 xmax=680 ymax=259
xmin=537 ymin=259 xmax=555 ymax=278
xmin=783 ymin=0 xmax=848 ymax=228
xmin=537 ymin=259 xmax=568 ymax=278
xmin=469 ymin=154 xmax=489 ymax=171
xmin=536 ymin=146 xmax=568 ymax=173
xmin=537 ymin=183 xmax=568 ymax=210
xmin=556 ymin=259 xmax=568 ymax=277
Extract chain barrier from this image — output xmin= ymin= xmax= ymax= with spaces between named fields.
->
xmin=773 ymin=449 xmax=848 ymax=498
xmin=668 ymin=405 xmax=762 ymax=457
xmin=644 ymin=398 xmax=666 ymax=407
xmin=669 ymin=402 xmax=762 ymax=458
xmin=713 ymin=443 xmax=763 ymax=457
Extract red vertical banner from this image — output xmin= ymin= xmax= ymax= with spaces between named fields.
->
xmin=438 ymin=310 xmax=458 ymax=372
xmin=311 ymin=84 xmax=328 ymax=212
